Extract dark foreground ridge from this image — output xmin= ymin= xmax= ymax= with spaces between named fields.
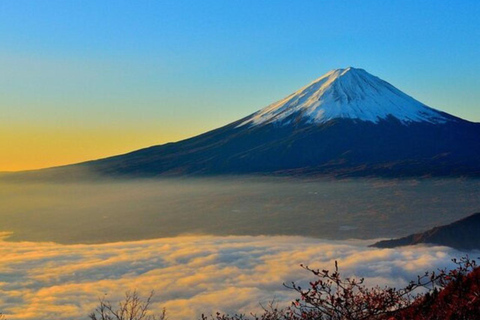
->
xmin=371 ymin=212 xmax=480 ymax=250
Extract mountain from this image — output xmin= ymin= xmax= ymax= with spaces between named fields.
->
xmin=371 ymin=212 xmax=480 ymax=250
xmin=12 ymin=67 xmax=480 ymax=178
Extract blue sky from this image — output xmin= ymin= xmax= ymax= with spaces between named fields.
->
xmin=1 ymin=1 xmax=479 ymax=170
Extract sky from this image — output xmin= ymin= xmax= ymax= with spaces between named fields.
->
xmin=1 ymin=1 xmax=479 ymax=171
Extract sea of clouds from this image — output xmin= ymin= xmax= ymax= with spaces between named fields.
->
xmin=0 ymin=234 xmax=467 ymax=320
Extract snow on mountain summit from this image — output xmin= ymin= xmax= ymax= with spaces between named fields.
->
xmin=239 ymin=67 xmax=451 ymax=127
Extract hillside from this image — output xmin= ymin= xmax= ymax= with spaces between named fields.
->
xmin=372 ymin=212 xmax=480 ymax=250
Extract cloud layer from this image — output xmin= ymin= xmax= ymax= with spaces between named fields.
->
xmin=0 ymin=235 xmax=467 ymax=320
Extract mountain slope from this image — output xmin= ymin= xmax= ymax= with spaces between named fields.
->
xmin=371 ymin=212 xmax=480 ymax=250
xmin=11 ymin=67 xmax=480 ymax=179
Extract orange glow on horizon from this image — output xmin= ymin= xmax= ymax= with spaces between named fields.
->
xmin=0 ymin=125 xmax=202 ymax=172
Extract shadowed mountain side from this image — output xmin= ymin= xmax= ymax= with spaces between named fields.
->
xmin=371 ymin=212 xmax=480 ymax=250
xmin=79 ymin=117 xmax=480 ymax=178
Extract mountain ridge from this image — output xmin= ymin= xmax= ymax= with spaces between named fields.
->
xmin=371 ymin=212 xmax=480 ymax=250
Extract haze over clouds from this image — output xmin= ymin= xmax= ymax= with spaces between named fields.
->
xmin=0 ymin=234 xmax=466 ymax=320
xmin=1 ymin=177 xmax=480 ymax=244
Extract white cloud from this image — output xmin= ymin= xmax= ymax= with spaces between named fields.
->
xmin=0 ymin=235 xmax=466 ymax=320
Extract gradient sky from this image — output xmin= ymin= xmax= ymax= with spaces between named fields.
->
xmin=1 ymin=0 xmax=479 ymax=171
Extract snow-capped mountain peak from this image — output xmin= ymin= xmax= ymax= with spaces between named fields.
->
xmin=238 ymin=67 xmax=450 ymax=127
